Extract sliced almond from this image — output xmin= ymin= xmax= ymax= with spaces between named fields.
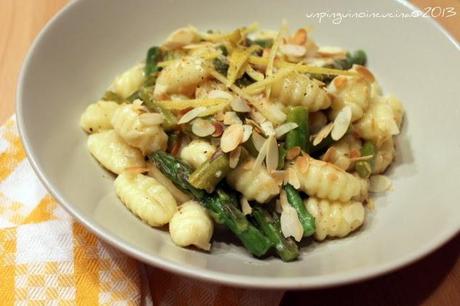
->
xmin=231 ymin=98 xmax=251 ymax=112
xmin=191 ymin=118 xmax=215 ymax=137
xmin=280 ymin=205 xmax=303 ymax=242
xmin=280 ymin=44 xmax=307 ymax=57
xmin=220 ymin=124 xmax=244 ymax=153
xmin=312 ymin=122 xmax=334 ymax=146
xmin=275 ymin=122 xmax=298 ymax=138
xmin=251 ymin=131 xmax=266 ymax=152
xmin=266 ymin=136 xmax=279 ymax=173
xmin=242 ymin=125 xmax=253 ymax=143
xmin=354 ymin=65 xmax=375 ymax=82
xmin=223 ymin=111 xmax=243 ymax=125
xmin=139 ymin=113 xmax=164 ymax=126
xmin=208 ymin=89 xmax=233 ymax=100
xmin=245 ymin=118 xmax=263 ymax=134
xmin=322 ymin=146 xmax=337 ymax=163
xmin=178 ymin=107 xmax=206 ymax=124
xmin=250 ymin=110 xmax=266 ymax=125
xmin=331 ymin=106 xmax=352 ymax=141
xmin=260 ymin=121 xmax=276 ymax=137
xmin=253 ymin=137 xmax=269 ymax=170
xmin=292 ymin=28 xmax=307 ymax=45
xmin=229 ymin=146 xmax=242 ymax=169
xmin=240 ymin=197 xmax=252 ymax=215
xmin=212 ymin=121 xmax=224 ymax=137
xmin=350 ymin=155 xmax=374 ymax=162
xmin=369 ymin=175 xmax=392 ymax=193
xmin=317 ymin=46 xmax=347 ymax=58
xmin=286 ymin=147 xmax=301 ymax=160
xmin=287 ymin=167 xmax=301 ymax=189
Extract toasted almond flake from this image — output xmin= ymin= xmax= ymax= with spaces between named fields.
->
xmin=322 ymin=147 xmax=337 ymax=163
xmin=287 ymin=167 xmax=300 ymax=189
xmin=275 ymin=122 xmax=298 ymax=138
xmin=250 ymin=111 xmax=267 ymax=125
xmin=242 ymin=125 xmax=253 ymax=143
xmin=245 ymin=118 xmax=263 ymax=133
xmin=240 ymin=197 xmax=252 ymax=215
xmin=223 ymin=111 xmax=243 ymax=125
xmin=350 ymin=155 xmax=374 ymax=162
xmin=178 ymin=107 xmax=206 ymax=124
xmin=208 ymin=89 xmax=234 ymax=100
xmin=214 ymin=111 xmax=225 ymax=122
xmin=369 ymin=175 xmax=392 ymax=193
xmin=354 ymin=65 xmax=375 ymax=82
xmin=253 ymin=137 xmax=269 ymax=170
xmin=280 ymin=190 xmax=289 ymax=209
xmin=251 ymin=131 xmax=266 ymax=152
xmin=221 ymin=124 xmax=244 ymax=153
xmin=230 ymin=98 xmax=251 ymax=112
xmin=280 ymin=44 xmax=307 ymax=57
xmin=260 ymin=121 xmax=276 ymax=137
xmin=191 ymin=118 xmax=215 ymax=137
xmin=295 ymin=155 xmax=310 ymax=174
xmin=332 ymin=106 xmax=352 ymax=141
xmin=266 ymin=136 xmax=279 ymax=172
xmin=125 ymin=167 xmax=150 ymax=174
xmin=280 ymin=205 xmax=303 ymax=242
xmin=229 ymin=146 xmax=242 ymax=168
xmin=312 ymin=122 xmax=334 ymax=146
xmin=286 ymin=147 xmax=301 ymax=160
xmin=139 ymin=113 xmax=164 ymax=125
xmin=270 ymin=170 xmax=286 ymax=186
xmin=292 ymin=28 xmax=307 ymax=45
xmin=317 ymin=46 xmax=347 ymax=57
xmin=212 ymin=122 xmax=224 ymax=137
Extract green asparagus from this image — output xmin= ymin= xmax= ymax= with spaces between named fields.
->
xmin=189 ymin=153 xmax=231 ymax=193
xmin=355 ymin=141 xmax=376 ymax=178
xmin=285 ymin=106 xmax=310 ymax=153
xmin=145 ymin=46 xmax=162 ymax=77
xmin=148 ymin=151 xmax=272 ymax=257
xmin=246 ymin=38 xmax=274 ymax=49
xmin=284 ymin=184 xmax=315 ymax=237
xmin=252 ymin=207 xmax=299 ymax=261
xmin=138 ymin=88 xmax=177 ymax=130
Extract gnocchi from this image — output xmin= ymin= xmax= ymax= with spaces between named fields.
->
xmin=111 ymin=101 xmax=168 ymax=154
xmin=179 ymin=140 xmax=216 ymax=169
xmin=80 ymin=100 xmax=119 ymax=133
xmin=108 ymin=64 xmax=145 ymax=99
xmin=169 ymin=200 xmax=213 ymax=250
xmin=305 ymin=197 xmax=365 ymax=240
xmin=87 ymin=130 xmax=145 ymax=174
xmin=114 ymin=172 xmax=177 ymax=227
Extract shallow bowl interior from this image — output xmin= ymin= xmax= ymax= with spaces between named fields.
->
xmin=17 ymin=0 xmax=460 ymax=288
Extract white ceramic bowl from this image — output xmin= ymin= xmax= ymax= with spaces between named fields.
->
xmin=17 ymin=0 xmax=460 ymax=288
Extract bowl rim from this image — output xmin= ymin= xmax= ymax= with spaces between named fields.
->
xmin=16 ymin=0 xmax=460 ymax=289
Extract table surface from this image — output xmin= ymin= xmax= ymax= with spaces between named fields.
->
xmin=1 ymin=0 xmax=458 ymax=304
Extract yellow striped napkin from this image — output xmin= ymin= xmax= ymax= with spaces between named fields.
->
xmin=0 ymin=116 xmax=284 ymax=305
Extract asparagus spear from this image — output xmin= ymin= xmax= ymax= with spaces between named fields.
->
xmin=252 ymin=207 xmax=299 ymax=261
xmin=148 ymin=151 xmax=272 ymax=257
xmin=285 ymin=106 xmax=310 ymax=153
xmin=138 ymin=88 xmax=177 ymax=130
xmin=355 ymin=141 xmax=376 ymax=178
xmin=284 ymin=184 xmax=315 ymax=237
xmin=189 ymin=153 xmax=231 ymax=193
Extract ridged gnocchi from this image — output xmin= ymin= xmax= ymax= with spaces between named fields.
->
xmin=373 ymin=137 xmax=395 ymax=174
xmin=271 ymin=72 xmax=331 ymax=112
xmin=87 ymin=130 xmax=145 ymax=174
xmin=169 ymin=200 xmax=213 ymax=250
xmin=227 ymin=159 xmax=280 ymax=203
xmin=154 ymin=56 xmax=208 ymax=98
xmin=111 ymin=102 xmax=168 ymax=154
xmin=321 ymin=134 xmax=361 ymax=171
xmin=179 ymin=140 xmax=216 ymax=169
xmin=108 ymin=64 xmax=145 ymax=99
xmin=291 ymin=157 xmax=366 ymax=202
xmin=80 ymin=100 xmax=119 ymax=133
xmin=353 ymin=97 xmax=400 ymax=145
xmin=328 ymin=73 xmax=371 ymax=122
xmin=114 ymin=172 xmax=177 ymax=227
xmin=305 ymin=197 xmax=365 ymax=240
